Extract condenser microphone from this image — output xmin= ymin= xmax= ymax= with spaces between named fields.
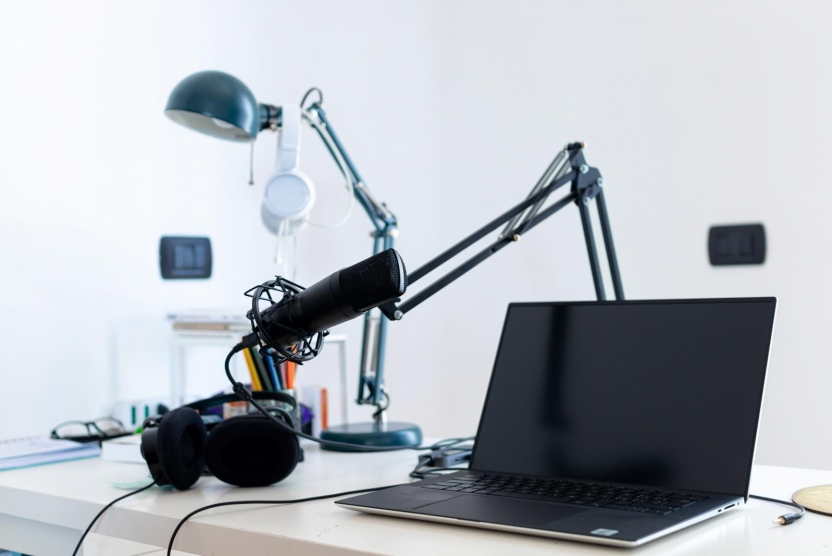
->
xmin=256 ymin=248 xmax=407 ymax=350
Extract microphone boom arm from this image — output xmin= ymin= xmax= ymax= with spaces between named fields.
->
xmin=379 ymin=142 xmax=624 ymax=321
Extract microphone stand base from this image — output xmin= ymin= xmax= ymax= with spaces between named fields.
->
xmin=321 ymin=421 xmax=422 ymax=452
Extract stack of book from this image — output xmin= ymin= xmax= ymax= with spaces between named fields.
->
xmin=0 ymin=437 xmax=100 ymax=471
xmin=168 ymin=311 xmax=250 ymax=333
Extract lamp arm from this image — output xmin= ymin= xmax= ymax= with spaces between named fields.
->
xmin=300 ymin=112 xmax=352 ymax=183
xmin=302 ymin=104 xmax=397 ymax=231
xmin=295 ymin=96 xmax=398 ymax=409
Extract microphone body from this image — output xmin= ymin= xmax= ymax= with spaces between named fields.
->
xmin=258 ymin=249 xmax=407 ymax=349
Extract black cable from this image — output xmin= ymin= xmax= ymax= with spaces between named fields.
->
xmin=225 ymin=344 xmax=475 ymax=452
xmin=71 ymin=480 xmax=156 ymax=556
xmin=167 ymin=484 xmax=400 ymax=555
xmin=750 ymin=494 xmax=806 ymax=525
xmin=411 ymin=466 xmax=467 ymax=479
xmin=428 ymin=437 xmax=473 ymax=450
xmin=411 ymin=438 xmax=474 ymax=478
xmin=372 ymin=391 xmax=391 ymax=420
xmin=410 ymin=440 xmax=472 ymax=479
xmin=301 ymin=87 xmax=324 ymax=109
xmin=409 ymin=437 xmax=476 ymax=479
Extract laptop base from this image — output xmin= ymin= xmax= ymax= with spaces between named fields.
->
xmin=338 ymin=483 xmax=742 ymax=548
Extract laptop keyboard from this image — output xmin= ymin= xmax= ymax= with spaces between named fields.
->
xmin=422 ymin=473 xmax=708 ymax=515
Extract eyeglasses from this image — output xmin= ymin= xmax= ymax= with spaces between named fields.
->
xmin=51 ymin=417 xmax=128 ymax=442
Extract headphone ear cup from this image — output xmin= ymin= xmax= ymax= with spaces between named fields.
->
xmin=154 ymin=407 xmax=208 ymax=490
xmin=204 ymin=414 xmax=300 ymax=487
xmin=261 ymin=171 xmax=315 ymax=236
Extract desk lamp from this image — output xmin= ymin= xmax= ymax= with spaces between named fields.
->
xmin=165 ymin=71 xmax=413 ymax=447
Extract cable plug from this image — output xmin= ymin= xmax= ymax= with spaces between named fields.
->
xmin=232 ymin=382 xmax=254 ymax=403
xmin=775 ymin=513 xmax=801 ymax=525
xmin=417 ymin=453 xmax=436 ymax=468
xmin=240 ymin=332 xmax=260 ymax=349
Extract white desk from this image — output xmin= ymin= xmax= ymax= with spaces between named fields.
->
xmin=0 ymin=446 xmax=830 ymax=556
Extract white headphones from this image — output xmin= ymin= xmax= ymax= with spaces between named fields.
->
xmin=261 ymin=105 xmax=316 ymax=236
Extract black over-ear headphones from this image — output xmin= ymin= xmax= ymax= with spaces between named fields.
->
xmin=140 ymin=391 xmax=301 ymax=490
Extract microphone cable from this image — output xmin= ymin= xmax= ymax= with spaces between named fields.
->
xmin=73 ymin=481 xmax=807 ymax=555
xmin=70 ymin=480 xmax=398 ymax=556
xmin=410 ymin=438 xmax=475 ymax=479
xmin=165 ymin=491 xmax=806 ymax=555
xmin=71 ymin=479 xmax=156 ymax=556
xmin=224 ymin=342 xmax=474 ymax=453
xmin=165 ymin=484 xmax=401 ymax=556
xmin=749 ymin=494 xmax=805 ymax=525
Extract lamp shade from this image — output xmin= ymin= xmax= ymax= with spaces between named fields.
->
xmin=165 ymin=71 xmax=260 ymax=142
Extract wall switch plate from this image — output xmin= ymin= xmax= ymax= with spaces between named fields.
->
xmin=159 ymin=236 xmax=212 ymax=279
xmin=708 ymin=224 xmax=765 ymax=266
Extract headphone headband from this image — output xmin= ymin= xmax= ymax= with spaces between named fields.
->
xmin=185 ymin=390 xmax=297 ymax=413
xmin=277 ymin=105 xmax=301 ymax=172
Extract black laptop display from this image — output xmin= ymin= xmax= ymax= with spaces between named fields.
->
xmin=339 ymin=299 xmax=777 ymax=547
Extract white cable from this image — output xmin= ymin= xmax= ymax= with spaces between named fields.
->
xmin=273 ymin=219 xmax=298 ymax=280
xmin=301 ymin=111 xmax=356 ymax=228
xmin=274 ymin=219 xmax=287 ymax=269
xmin=291 ymin=234 xmax=298 ymax=280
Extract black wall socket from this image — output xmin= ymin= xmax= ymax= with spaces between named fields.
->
xmin=708 ymin=224 xmax=765 ymax=266
xmin=160 ymin=236 xmax=212 ymax=279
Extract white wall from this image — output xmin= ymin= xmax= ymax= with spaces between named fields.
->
xmin=0 ymin=0 xmax=440 ymax=432
xmin=1 ymin=0 xmax=830 ymax=471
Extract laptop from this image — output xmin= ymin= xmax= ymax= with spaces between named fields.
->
xmin=338 ymin=298 xmax=777 ymax=547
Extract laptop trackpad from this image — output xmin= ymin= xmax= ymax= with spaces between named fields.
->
xmin=413 ymin=494 xmax=589 ymax=528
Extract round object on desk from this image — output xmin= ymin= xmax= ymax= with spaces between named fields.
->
xmin=321 ymin=422 xmax=422 ymax=452
xmin=793 ymin=485 xmax=832 ymax=516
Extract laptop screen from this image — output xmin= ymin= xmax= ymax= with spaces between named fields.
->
xmin=470 ymin=299 xmax=776 ymax=497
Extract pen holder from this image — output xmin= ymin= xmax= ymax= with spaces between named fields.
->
xmin=253 ymin=390 xmax=303 ymax=432
xmin=253 ymin=391 xmax=304 ymax=462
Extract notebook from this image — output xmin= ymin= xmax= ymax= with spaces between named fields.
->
xmin=0 ymin=436 xmax=101 ymax=470
xmin=101 ymin=434 xmax=144 ymax=464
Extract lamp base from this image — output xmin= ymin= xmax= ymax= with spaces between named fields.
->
xmin=793 ymin=484 xmax=832 ymax=516
xmin=321 ymin=421 xmax=422 ymax=452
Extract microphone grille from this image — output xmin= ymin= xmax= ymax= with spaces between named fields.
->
xmin=340 ymin=249 xmax=408 ymax=312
